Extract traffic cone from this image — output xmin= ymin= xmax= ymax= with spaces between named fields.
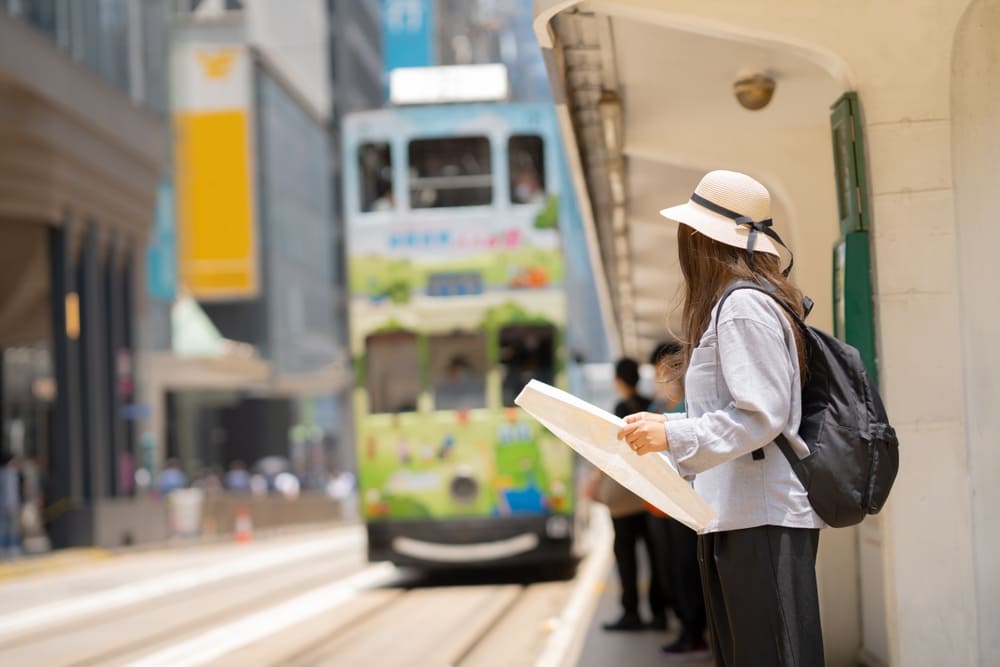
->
xmin=234 ymin=507 xmax=254 ymax=543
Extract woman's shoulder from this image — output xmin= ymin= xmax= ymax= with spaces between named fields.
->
xmin=714 ymin=286 xmax=789 ymax=332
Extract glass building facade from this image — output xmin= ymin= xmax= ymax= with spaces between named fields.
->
xmin=1 ymin=1 xmax=170 ymax=547
xmin=255 ymin=65 xmax=341 ymax=377
xmin=1 ymin=0 xmax=169 ymax=114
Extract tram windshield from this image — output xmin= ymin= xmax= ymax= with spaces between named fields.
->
xmin=358 ymin=142 xmax=394 ymax=213
xmin=499 ymin=324 xmax=556 ymax=407
xmin=365 ymin=331 xmax=420 ymax=413
xmin=408 ymin=136 xmax=492 ymax=208
xmin=508 ymin=134 xmax=546 ymax=205
xmin=429 ymin=332 xmax=487 ymax=410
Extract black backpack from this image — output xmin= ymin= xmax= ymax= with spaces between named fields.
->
xmin=716 ymin=281 xmax=899 ymax=528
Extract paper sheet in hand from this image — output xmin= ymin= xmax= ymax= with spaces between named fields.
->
xmin=515 ymin=379 xmax=715 ymax=533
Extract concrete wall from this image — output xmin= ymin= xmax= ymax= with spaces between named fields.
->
xmin=587 ymin=13 xmax=856 ymax=664
xmin=537 ymin=0 xmax=990 ymax=664
xmin=951 ymin=0 xmax=1000 ymax=660
xmin=198 ymin=493 xmax=343 ymax=537
xmin=94 ymin=494 xmax=343 ymax=548
xmin=95 ymin=498 xmax=171 ymax=547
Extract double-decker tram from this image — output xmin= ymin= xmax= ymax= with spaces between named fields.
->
xmin=343 ymin=75 xmax=591 ymax=569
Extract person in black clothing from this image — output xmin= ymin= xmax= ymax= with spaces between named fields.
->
xmin=588 ymin=358 xmax=670 ymax=632
xmin=647 ymin=342 xmax=710 ymax=661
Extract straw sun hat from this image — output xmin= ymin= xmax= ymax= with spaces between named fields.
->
xmin=659 ymin=170 xmax=788 ymax=264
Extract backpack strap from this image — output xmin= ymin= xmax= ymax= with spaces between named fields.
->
xmin=714 ymin=280 xmax=808 ymax=330
xmin=712 ymin=281 xmax=811 ymax=464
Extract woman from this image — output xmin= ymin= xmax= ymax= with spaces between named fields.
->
xmin=618 ymin=170 xmax=825 ymax=666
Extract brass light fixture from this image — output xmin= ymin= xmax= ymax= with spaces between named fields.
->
xmin=733 ymin=73 xmax=776 ymax=111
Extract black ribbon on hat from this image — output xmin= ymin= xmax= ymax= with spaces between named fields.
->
xmin=690 ymin=192 xmax=794 ymax=277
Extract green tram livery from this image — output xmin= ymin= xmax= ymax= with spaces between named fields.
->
xmin=343 ymin=103 xmax=590 ymax=568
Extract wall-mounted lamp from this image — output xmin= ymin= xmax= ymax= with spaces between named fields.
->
xmin=733 ymin=73 xmax=776 ymax=111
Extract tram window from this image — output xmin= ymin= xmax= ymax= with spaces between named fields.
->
xmin=365 ymin=331 xmax=420 ymax=413
xmin=499 ymin=325 xmax=555 ymax=407
xmin=408 ymin=137 xmax=492 ymax=208
xmin=508 ymin=135 xmax=546 ymax=205
xmin=429 ymin=333 xmax=487 ymax=410
xmin=358 ymin=142 xmax=394 ymax=213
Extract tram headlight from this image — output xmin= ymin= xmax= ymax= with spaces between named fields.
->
xmin=449 ymin=466 xmax=479 ymax=505
xmin=546 ymin=515 xmax=571 ymax=539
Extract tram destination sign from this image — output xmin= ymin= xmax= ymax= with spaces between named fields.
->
xmin=389 ymin=64 xmax=509 ymax=105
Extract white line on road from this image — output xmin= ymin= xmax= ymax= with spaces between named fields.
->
xmin=125 ymin=562 xmax=398 ymax=667
xmin=0 ymin=529 xmax=364 ymax=643
xmin=534 ymin=506 xmax=614 ymax=667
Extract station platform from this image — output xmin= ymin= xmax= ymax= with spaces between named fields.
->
xmin=576 ymin=564 xmax=713 ymax=667
xmin=566 ymin=507 xmax=714 ymax=667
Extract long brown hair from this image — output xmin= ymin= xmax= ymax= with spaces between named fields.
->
xmin=666 ymin=224 xmax=806 ymax=381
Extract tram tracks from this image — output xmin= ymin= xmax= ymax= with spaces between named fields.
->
xmin=0 ymin=519 xmax=610 ymax=667
xmin=283 ymin=584 xmax=527 ymax=667
xmin=74 ymin=560 xmax=373 ymax=667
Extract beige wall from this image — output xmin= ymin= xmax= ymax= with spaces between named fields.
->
xmin=951 ymin=0 xmax=1000 ymax=660
xmin=537 ymin=0 xmax=991 ymax=665
xmin=609 ymin=16 xmax=842 ymax=332
xmin=615 ymin=20 xmax=857 ymax=663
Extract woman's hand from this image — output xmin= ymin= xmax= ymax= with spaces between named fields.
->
xmin=617 ymin=412 xmax=669 ymax=455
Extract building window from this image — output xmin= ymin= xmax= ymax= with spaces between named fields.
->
xmin=408 ymin=137 xmax=492 ymax=209
xmin=358 ymin=142 xmax=394 ymax=213
xmin=429 ymin=333 xmax=487 ymax=411
xmin=365 ymin=331 xmax=421 ymax=414
xmin=508 ymin=135 xmax=546 ymax=205
xmin=499 ymin=324 xmax=555 ymax=407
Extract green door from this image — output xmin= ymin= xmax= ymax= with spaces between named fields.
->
xmin=831 ymin=91 xmax=890 ymax=666
xmin=830 ymin=92 xmax=878 ymax=384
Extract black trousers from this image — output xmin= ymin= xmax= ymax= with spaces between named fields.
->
xmin=698 ymin=526 xmax=824 ymax=667
xmin=611 ymin=512 xmax=667 ymax=618
xmin=649 ymin=515 xmax=706 ymax=640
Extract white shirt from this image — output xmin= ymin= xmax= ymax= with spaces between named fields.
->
xmin=662 ymin=288 xmax=824 ymax=533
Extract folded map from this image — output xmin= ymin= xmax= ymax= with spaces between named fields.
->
xmin=515 ymin=379 xmax=715 ymax=533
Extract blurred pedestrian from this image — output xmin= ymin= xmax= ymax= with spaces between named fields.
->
xmin=588 ymin=358 xmax=669 ymax=632
xmin=274 ymin=472 xmax=300 ymax=499
xmin=224 ymin=460 xmax=251 ymax=493
xmin=0 ymin=453 xmax=21 ymax=558
xmin=158 ymin=458 xmax=187 ymax=496
xmin=327 ymin=468 xmax=357 ymax=518
xmin=17 ymin=456 xmax=46 ymax=553
xmin=118 ymin=449 xmax=135 ymax=496
xmin=645 ymin=341 xmax=710 ymax=660
xmin=249 ymin=473 xmax=268 ymax=496
xmin=619 ymin=170 xmax=824 ymax=665
xmin=194 ymin=467 xmax=223 ymax=494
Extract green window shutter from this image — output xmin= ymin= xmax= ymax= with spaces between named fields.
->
xmin=830 ymin=92 xmax=878 ymax=384
xmin=830 ymin=92 xmax=870 ymax=235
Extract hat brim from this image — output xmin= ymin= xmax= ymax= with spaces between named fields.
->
xmin=659 ymin=201 xmax=779 ymax=257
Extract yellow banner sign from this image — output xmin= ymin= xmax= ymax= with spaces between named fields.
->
xmin=172 ymin=31 xmax=257 ymax=299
